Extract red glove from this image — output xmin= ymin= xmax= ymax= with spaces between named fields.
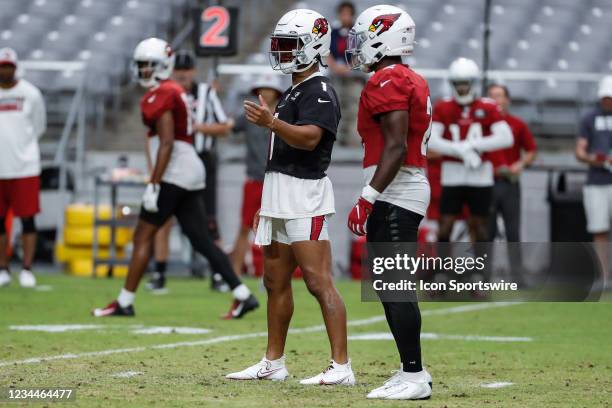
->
xmin=348 ymin=197 xmax=374 ymax=236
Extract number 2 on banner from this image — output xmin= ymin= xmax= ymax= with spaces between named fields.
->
xmin=200 ymin=6 xmax=229 ymax=47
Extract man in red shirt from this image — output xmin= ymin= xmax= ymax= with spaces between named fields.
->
xmin=487 ymin=84 xmax=537 ymax=243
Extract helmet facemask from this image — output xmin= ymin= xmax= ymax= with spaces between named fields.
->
xmin=269 ymin=33 xmax=317 ymax=74
xmin=345 ymin=30 xmax=371 ymax=72
xmin=132 ymin=60 xmax=161 ymax=88
xmin=450 ymin=79 xmax=479 ymax=105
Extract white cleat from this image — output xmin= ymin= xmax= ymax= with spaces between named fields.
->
xmin=299 ymin=359 xmax=356 ymax=386
xmin=367 ymin=368 xmax=432 ymax=400
xmin=0 ymin=270 xmax=11 ymax=287
xmin=18 ymin=269 xmax=36 ymax=288
xmin=226 ymin=356 xmax=289 ymax=381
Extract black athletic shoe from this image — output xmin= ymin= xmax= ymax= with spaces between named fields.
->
xmin=92 ymin=300 xmax=135 ymax=317
xmin=221 ymin=294 xmax=259 ymax=320
xmin=211 ymin=273 xmax=230 ymax=293
xmin=145 ymin=273 xmax=167 ymax=293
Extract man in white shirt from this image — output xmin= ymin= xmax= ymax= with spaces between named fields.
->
xmin=0 ymin=48 xmax=46 ymax=288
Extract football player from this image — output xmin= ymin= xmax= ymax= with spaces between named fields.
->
xmin=226 ymin=9 xmax=354 ymax=385
xmin=345 ymin=5 xmax=432 ymax=400
xmin=428 ymin=58 xmax=513 ymax=243
xmin=92 ymin=38 xmax=258 ymax=319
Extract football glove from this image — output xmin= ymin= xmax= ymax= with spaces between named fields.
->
xmin=462 ymin=149 xmax=482 ymax=169
xmin=142 ymin=183 xmax=160 ymax=212
xmin=347 ymin=185 xmax=379 ymax=236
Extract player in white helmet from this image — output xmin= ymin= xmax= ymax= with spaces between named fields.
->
xmin=428 ymin=58 xmax=513 ymax=243
xmin=92 ymin=38 xmax=258 ymax=319
xmin=226 ymin=9 xmax=355 ymax=386
xmin=346 ymin=4 xmax=432 ymax=400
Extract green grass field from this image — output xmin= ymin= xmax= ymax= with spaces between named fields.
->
xmin=0 ymin=274 xmax=610 ymax=407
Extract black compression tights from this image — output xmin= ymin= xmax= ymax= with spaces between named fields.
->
xmin=367 ymin=201 xmax=424 ymax=373
xmin=175 ymin=192 xmax=241 ymax=290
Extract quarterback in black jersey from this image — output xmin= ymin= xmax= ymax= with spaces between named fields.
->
xmin=226 ymin=9 xmax=355 ymax=386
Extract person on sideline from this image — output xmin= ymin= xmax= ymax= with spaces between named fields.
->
xmin=229 ymin=73 xmax=283 ymax=276
xmin=576 ymin=75 xmax=612 ymax=288
xmin=0 ymin=47 xmax=46 ymax=288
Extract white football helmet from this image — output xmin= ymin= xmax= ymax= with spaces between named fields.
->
xmin=269 ymin=9 xmax=331 ymax=74
xmin=132 ymin=38 xmax=175 ymax=88
xmin=345 ymin=5 xmax=415 ymax=73
xmin=598 ymin=75 xmax=612 ymax=99
xmin=448 ymin=58 xmax=481 ymax=105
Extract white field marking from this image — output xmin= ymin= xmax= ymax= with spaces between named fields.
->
xmin=111 ymin=371 xmax=144 ymax=378
xmin=0 ymin=302 xmax=521 ymax=367
xmin=481 ymin=382 xmax=514 ymax=388
xmin=34 ymin=285 xmax=53 ymax=292
xmin=349 ymin=332 xmax=533 ymax=342
xmin=9 ymin=324 xmax=106 ymax=332
xmin=131 ymin=327 xmax=211 ymax=335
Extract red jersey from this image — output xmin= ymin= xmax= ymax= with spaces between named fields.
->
xmin=357 ymin=64 xmax=431 ymax=169
xmin=489 ymin=113 xmax=537 ymax=168
xmin=432 ymin=97 xmax=504 ymax=164
xmin=140 ymin=79 xmax=193 ymax=144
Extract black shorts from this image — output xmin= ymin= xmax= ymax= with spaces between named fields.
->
xmin=440 ymin=186 xmax=493 ymax=217
xmin=139 ymin=182 xmax=205 ymax=227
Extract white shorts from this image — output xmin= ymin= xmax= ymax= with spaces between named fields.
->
xmin=583 ymin=185 xmax=612 ymax=233
xmin=255 ymin=215 xmax=329 ymax=246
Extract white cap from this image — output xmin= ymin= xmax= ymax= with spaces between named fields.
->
xmin=251 ymin=73 xmax=284 ymax=94
xmin=598 ymin=75 xmax=612 ymax=99
xmin=0 ymin=47 xmax=18 ymax=66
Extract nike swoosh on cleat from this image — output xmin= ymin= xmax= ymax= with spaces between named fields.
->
xmin=317 ymin=98 xmax=331 ymax=103
xmin=257 ymin=367 xmax=283 ymax=378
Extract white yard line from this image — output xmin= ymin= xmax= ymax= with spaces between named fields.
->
xmin=349 ymin=332 xmax=532 ymax=342
xmin=0 ymin=302 xmax=522 ymax=368
xmin=481 ymin=382 xmax=514 ymax=388
xmin=111 ymin=371 xmax=144 ymax=378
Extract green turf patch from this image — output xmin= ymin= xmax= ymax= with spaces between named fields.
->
xmin=0 ymin=274 xmax=610 ymax=407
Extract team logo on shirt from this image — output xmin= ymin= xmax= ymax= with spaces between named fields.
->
xmin=312 ymin=18 xmax=329 ymax=38
xmin=369 ymin=13 xmax=401 ymax=35
xmin=0 ymin=97 xmax=24 ymax=111
xmin=474 ymin=109 xmax=486 ymax=119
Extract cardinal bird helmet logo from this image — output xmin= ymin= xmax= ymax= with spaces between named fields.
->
xmin=312 ymin=17 xmax=329 ymax=38
xmin=369 ymin=13 xmax=401 ymax=34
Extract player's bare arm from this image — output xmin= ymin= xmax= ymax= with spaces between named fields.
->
xmin=575 ymin=137 xmax=605 ymax=167
xmin=244 ymin=95 xmax=323 ymax=151
xmin=149 ymin=110 xmax=174 ymax=184
xmin=368 ymin=110 xmax=410 ymax=193
xmin=194 ymin=120 xmax=234 ymax=136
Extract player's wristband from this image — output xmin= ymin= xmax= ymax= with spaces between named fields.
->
xmin=268 ymin=116 xmax=277 ymax=131
xmin=361 ymin=185 xmax=381 ymax=204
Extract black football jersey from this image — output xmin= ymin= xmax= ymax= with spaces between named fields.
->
xmin=266 ymin=74 xmax=341 ymax=179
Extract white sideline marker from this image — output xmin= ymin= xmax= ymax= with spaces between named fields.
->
xmin=0 ymin=302 xmax=522 ymax=368
xmin=112 ymin=371 xmax=144 ymax=378
xmin=9 ymin=324 xmax=105 ymax=332
xmin=481 ymin=382 xmax=514 ymax=389
xmin=131 ymin=326 xmax=211 ymax=335
xmin=349 ymin=332 xmax=533 ymax=342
